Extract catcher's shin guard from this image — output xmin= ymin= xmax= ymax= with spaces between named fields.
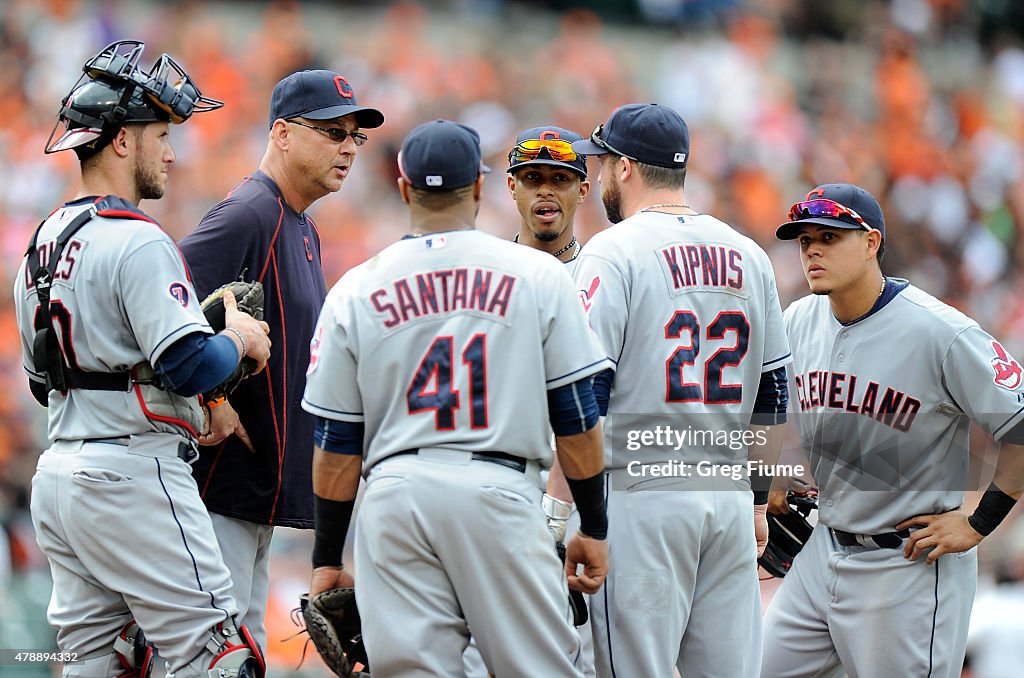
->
xmin=203 ymin=620 xmax=265 ymax=678
xmin=113 ymin=620 xmax=155 ymax=678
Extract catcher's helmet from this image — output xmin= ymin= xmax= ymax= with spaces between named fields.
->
xmin=46 ymin=40 xmax=223 ymax=155
xmin=758 ymin=492 xmax=817 ymax=578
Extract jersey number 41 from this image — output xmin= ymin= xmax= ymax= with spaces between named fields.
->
xmin=407 ymin=334 xmax=487 ymax=430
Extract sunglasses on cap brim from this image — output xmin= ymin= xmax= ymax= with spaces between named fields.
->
xmin=509 ymin=138 xmax=578 ymax=164
xmin=787 ymin=199 xmax=873 ymax=231
xmin=589 ymin=123 xmax=637 ymax=160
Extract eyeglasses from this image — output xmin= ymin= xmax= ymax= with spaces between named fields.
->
xmin=288 ymin=120 xmax=368 ymax=146
xmin=509 ymin=138 xmax=577 ymax=164
xmin=588 ymin=123 xmax=637 ymax=161
xmin=787 ymin=199 xmax=872 ymax=231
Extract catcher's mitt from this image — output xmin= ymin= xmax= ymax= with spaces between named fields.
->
xmin=758 ymin=492 xmax=817 ymax=578
xmin=300 ymin=588 xmax=368 ymax=677
xmin=201 ymin=277 xmax=264 ymax=400
xmin=556 ymin=541 xmax=589 ymax=626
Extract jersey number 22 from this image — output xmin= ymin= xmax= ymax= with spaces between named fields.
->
xmin=665 ymin=310 xmax=749 ymax=404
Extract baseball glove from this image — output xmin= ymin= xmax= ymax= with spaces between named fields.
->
xmin=300 ymin=588 xmax=368 ymax=677
xmin=200 ymin=277 xmax=264 ymax=400
xmin=758 ymin=492 xmax=817 ymax=578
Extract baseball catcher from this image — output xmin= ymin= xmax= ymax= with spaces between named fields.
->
xmin=299 ymin=588 xmax=368 ymax=677
xmin=200 ymin=276 xmax=265 ymax=401
xmin=758 ymin=491 xmax=817 ymax=578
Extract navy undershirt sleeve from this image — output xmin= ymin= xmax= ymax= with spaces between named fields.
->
xmin=154 ymin=332 xmax=241 ymax=396
xmin=548 ymin=378 xmax=600 ymax=435
xmin=592 ymin=368 xmax=614 ymax=417
xmin=751 ymin=366 xmax=788 ymax=425
xmin=314 ymin=418 xmax=365 ymax=455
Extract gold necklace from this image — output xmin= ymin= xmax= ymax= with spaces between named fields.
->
xmin=513 ymin=233 xmax=578 ymax=259
xmin=640 ymin=203 xmax=692 ymax=212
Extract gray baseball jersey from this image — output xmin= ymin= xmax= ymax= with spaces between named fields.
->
xmin=303 ymin=229 xmax=609 ymax=468
xmin=14 ymin=201 xmax=213 ymax=441
xmin=761 ymin=280 xmax=1023 ymax=678
xmin=575 ymin=211 xmax=791 ymax=467
xmin=302 ymin=228 xmax=609 ymax=675
xmin=15 ymin=199 xmax=239 ymax=675
xmin=574 ymin=210 xmax=791 ymax=678
xmin=783 ymin=282 xmax=1024 ymax=534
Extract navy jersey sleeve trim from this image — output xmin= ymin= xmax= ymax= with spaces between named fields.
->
xmin=546 ymin=358 xmax=614 ymax=387
xmin=763 ymin=352 xmax=791 ymax=370
xmin=301 ymin=398 xmax=365 ymax=422
xmin=993 ymin=403 xmax=1024 ymax=442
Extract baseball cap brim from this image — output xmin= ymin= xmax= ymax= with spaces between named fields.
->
xmin=303 ymin=104 xmax=385 ymax=129
xmin=507 ymin=158 xmax=587 ymax=178
xmin=570 ymin=138 xmax=608 ymax=156
xmin=776 ymin=216 xmax=872 ymax=240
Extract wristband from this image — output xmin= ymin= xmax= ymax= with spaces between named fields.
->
xmin=223 ymin=327 xmax=247 ymax=360
xmin=311 ymin=496 xmax=355 ymax=568
xmin=566 ymin=472 xmax=607 ymax=540
xmin=205 ymin=395 xmax=226 ymax=409
xmin=968 ymin=482 xmax=1017 ymax=537
xmin=753 ymin=490 xmax=770 ymax=505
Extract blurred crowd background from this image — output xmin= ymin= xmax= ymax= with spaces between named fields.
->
xmin=3 ymin=0 xmax=1024 ymax=675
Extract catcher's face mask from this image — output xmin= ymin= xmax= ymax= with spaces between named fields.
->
xmin=47 ymin=40 xmax=223 ymax=153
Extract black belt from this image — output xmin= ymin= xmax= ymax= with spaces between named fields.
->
xmin=83 ymin=437 xmax=196 ymax=463
xmin=391 ymin=449 xmax=528 ymax=473
xmin=831 ymin=528 xmax=910 ymax=549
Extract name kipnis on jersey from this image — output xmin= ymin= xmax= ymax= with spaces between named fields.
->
xmin=659 ymin=243 xmax=745 ymax=293
xmin=794 ymin=370 xmax=921 ymax=433
xmin=370 ymin=267 xmax=515 ymax=329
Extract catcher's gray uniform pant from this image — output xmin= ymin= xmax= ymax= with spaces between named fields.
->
xmin=208 ymin=512 xmax=274 ymax=650
xmin=354 ymin=448 xmax=583 ymax=677
xmin=31 ymin=436 xmax=238 ymax=677
xmin=590 ymin=473 xmax=763 ymax=678
xmin=760 ymin=523 xmax=976 ymax=678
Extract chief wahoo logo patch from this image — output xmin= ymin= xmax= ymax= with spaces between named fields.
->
xmin=991 ymin=341 xmax=1023 ymax=390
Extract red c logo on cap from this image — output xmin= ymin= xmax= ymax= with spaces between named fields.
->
xmin=334 ymin=75 xmax=353 ymax=99
xmin=806 ymin=188 xmax=826 ymax=199
xmin=539 ymin=130 xmax=561 ymax=140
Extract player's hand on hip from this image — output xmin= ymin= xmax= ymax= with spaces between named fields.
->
xmin=309 ymin=566 xmax=354 ymax=598
xmin=897 ymin=510 xmax=983 ymax=564
xmin=565 ymin=531 xmax=608 ymax=595
xmin=223 ymin=290 xmax=272 ymax=373
xmin=754 ymin=503 xmax=769 ymax=557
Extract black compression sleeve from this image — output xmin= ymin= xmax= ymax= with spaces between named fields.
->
xmin=968 ymin=482 xmax=1017 ymax=536
xmin=566 ymin=472 xmax=607 ymax=540
xmin=311 ymin=496 xmax=355 ymax=568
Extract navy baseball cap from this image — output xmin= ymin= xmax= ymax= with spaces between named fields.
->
xmin=507 ymin=126 xmax=588 ymax=179
xmin=572 ymin=103 xmax=689 ymax=169
xmin=398 ymin=119 xmax=491 ymax=191
xmin=776 ymin=183 xmax=886 ymax=240
xmin=268 ymin=70 xmax=384 ymax=129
